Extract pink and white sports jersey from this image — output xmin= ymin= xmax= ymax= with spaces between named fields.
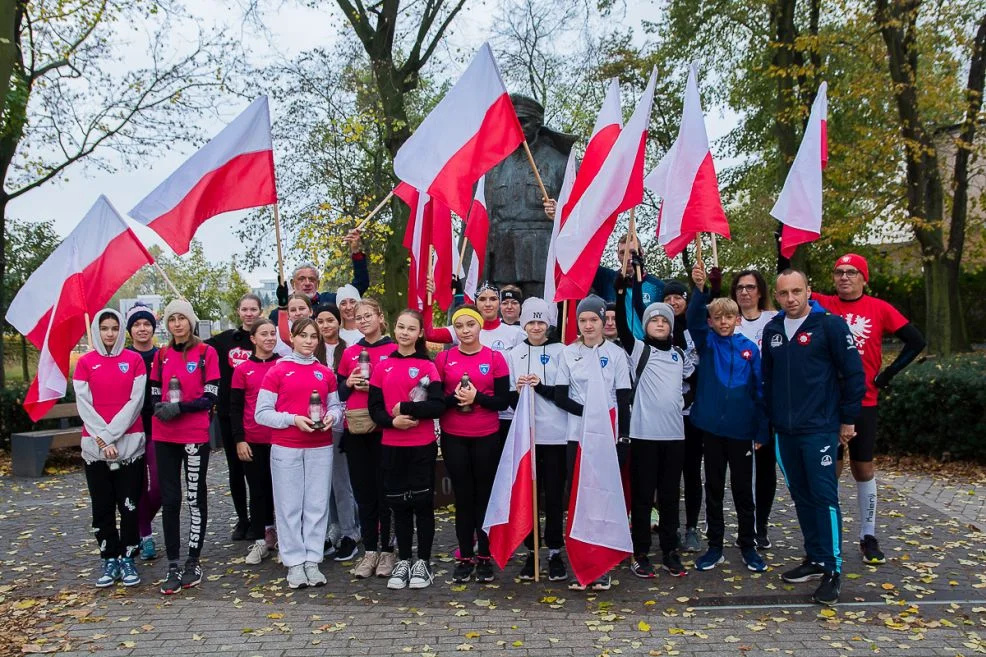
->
xmin=150 ymin=343 xmax=220 ymax=444
xmin=337 ymin=339 xmax=397 ymax=413
xmin=259 ymin=359 xmax=337 ymax=448
xmin=231 ymin=357 xmax=279 ymax=444
xmin=74 ymin=349 xmax=146 ymax=438
xmin=434 ymin=346 xmax=509 ymax=437
xmin=370 ymin=356 xmax=441 ymax=447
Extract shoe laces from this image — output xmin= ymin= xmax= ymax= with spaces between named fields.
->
xmin=392 ymin=560 xmax=411 ymax=578
xmin=102 ymin=559 xmax=118 ymax=576
xmin=119 ymin=559 xmax=137 ymax=577
xmin=410 ymin=560 xmax=429 ymax=577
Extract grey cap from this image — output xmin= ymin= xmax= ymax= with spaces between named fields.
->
xmin=576 ymin=295 xmax=607 ymax=323
xmin=519 ymin=297 xmax=553 ymax=328
xmin=643 ymin=302 xmax=675 ymax=331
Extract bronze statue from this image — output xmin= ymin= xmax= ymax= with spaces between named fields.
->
xmin=484 ymin=95 xmax=577 ymax=298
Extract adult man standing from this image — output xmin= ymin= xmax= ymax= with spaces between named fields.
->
xmin=762 ymin=270 xmax=865 ymax=606
xmin=812 ymin=254 xmax=926 ymax=564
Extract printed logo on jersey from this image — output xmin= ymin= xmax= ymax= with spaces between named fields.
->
xmin=379 ymin=355 xmax=388 ymax=362
xmin=118 ymin=362 xmax=130 ymax=373
xmin=770 ymin=334 xmax=783 ymax=348
xmin=479 ymin=363 xmax=491 ymax=375
xmin=671 ymin=353 xmax=678 ymax=362
xmin=642 ymin=292 xmax=652 ymax=305
xmin=599 ymin=356 xmax=609 ymax=368
xmin=408 ymin=367 xmax=419 ymax=378
xmin=842 ymin=313 xmax=871 ymax=354
xmin=92 ymin=364 xmax=102 ymax=370
xmin=796 ymin=332 xmax=812 ymax=346
xmin=540 ymin=353 xmax=550 ymax=365
xmin=741 ymin=349 xmax=752 ymax=361
xmin=492 ymin=340 xmax=505 ymax=351
xmin=821 ymin=454 xmax=833 ymax=466
xmin=228 ymin=346 xmax=252 ymax=368
xmin=314 ymin=371 xmax=324 ymax=381
xmin=186 ymin=361 xmax=198 ymax=374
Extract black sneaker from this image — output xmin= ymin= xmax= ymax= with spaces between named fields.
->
xmin=547 ymin=553 xmax=568 ymax=582
xmin=860 ymin=535 xmax=886 ymax=564
xmin=323 ymin=540 xmax=337 ymax=559
xmin=518 ymin=552 xmax=536 ymax=581
xmin=180 ymin=560 xmax=203 ymax=589
xmin=334 ymin=536 xmax=359 ymax=562
xmin=630 ymin=555 xmax=656 ymax=579
xmin=474 ymin=558 xmax=495 ymax=583
xmin=160 ymin=564 xmax=182 ymax=595
xmin=812 ymin=572 xmax=841 ymax=605
xmin=231 ymin=519 xmax=250 ymax=541
xmin=662 ymin=551 xmax=687 ymax=577
xmin=756 ymin=532 xmax=772 ymax=549
xmin=781 ymin=559 xmax=826 ymax=583
xmin=452 ymin=559 xmax=475 ymax=583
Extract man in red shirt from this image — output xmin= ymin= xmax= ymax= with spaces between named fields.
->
xmin=812 ymin=253 xmax=925 ymax=565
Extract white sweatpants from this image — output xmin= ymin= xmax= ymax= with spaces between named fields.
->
xmin=271 ymin=444 xmax=333 ymax=568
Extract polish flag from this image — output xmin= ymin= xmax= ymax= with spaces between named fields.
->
xmin=393 ymin=43 xmax=525 ymax=218
xmin=646 ymin=64 xmax=730 ymax=259
xmin=129 ymin=96 xmax=277 ymax=255
xmin=484 ymin=384 xmax=535 ymax=569
xmin=6 ymin=197 xmax=154 ymax=420
xmin=543 ymin=151 xmax=576 ymax=329
xmin=464 ymin=177 xmax=489 ymax=278
xmin=771 ymin=82 xmax=828 ymax=257
xmin=430 ymin=200 xmax=454 ymax=311
xmin=397 ymin=182 xmax=431 ymax=310
xmin=565 ymin=346 xmax=633 ymax=586
xmin=554 ymin=70 xmax=657 ymax=298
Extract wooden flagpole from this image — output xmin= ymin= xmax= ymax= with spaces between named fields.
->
xmin=522 ymin=141 xmax=550 ymax=202
xmin=694 ymin=234 xmax=705 ymax=269
xmin=710 ymin=233 xmax=719 ymax=269
xmin=152 ymin=262 xmax=184 ymax=300
xmin=354 ymin=190 xmax=395 ymax=233
xmin=456 ymin=232 xmax=469 ymax=279
xmin=426 ymin=245 xmax=435 ymax=307
xmin=273 ymin=203 xmax=286 ymax=283
xmin=560 ymin=300 xmax=568 ymax=343
xmin=529 ymin=386 xmax=540 ymax=582
xmin=83 ymin=312 xmax=94 ymax=351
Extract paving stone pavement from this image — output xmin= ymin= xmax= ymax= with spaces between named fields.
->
xmin=1 ymin=454 xmax=983 ymax=656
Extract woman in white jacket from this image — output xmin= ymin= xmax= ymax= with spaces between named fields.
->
xmin=73 ymin=309 xmax=147 ymax=588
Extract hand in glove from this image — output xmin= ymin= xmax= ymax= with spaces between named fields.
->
xmin=451 ymin=276 xmax=464 ymax=295
xmin=614 ymin=271 xmax=631 ymax=294
xmin=630 ymin=251 xmax=645 ymax=275
xmin=708 ymin=267 xmax=723 ymax=297
xmin=276 ymin=277 xmax=289 ymax=307
xmin=873 ymin=371 xmax=891 ymax=389
xmin=154 ymin=402 xmax=182 ymax=421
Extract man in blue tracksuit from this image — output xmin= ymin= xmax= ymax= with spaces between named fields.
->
xmin=591 ymin=235 xmax=664 ymax=340
xmin=762 ymin=270 xmax=865 ymax=606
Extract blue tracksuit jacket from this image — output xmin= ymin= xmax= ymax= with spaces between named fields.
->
xmin=593 ymin=265 xmax=665 ymax=339
xmin=686 ymin=287 xmax=768 ymax=444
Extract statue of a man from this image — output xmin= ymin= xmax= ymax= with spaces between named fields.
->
xmin=484 ymin=95 xmax=577 ymax=298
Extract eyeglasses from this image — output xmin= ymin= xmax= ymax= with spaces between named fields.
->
xmin=833 ymin=269 xmax=861 ymax=279
xmin=354 ymin=314 xmax=376 ymax=322
xmin=735 ymin=284 xmax=758 ymax=292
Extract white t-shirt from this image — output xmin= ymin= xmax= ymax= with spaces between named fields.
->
xmin=736 ymin=311 xmax=778 ymax=352
xmin=629 ymin=340 xmax=695 ymax=440
xmin=339 ymin=327 xmax=363 ymax=347
xmin=555 ymin=340 xmax=631 ymax=442
xmin=784 ymin=314 xmax=809 ymax=340
xmin=507 ymin=342 xmax=568 ymax=445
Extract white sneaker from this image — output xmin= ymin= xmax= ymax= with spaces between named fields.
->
xmin=387 ymin=559 xmax=411 ymax=590
xmin=353 ymin=550 xmax=379 ymax=579
xmin=408 ymin=559 xmax=433 ymax=589
xmin=304 ymin=562 xmax=326 ymax=587
xmin=287 ymin=564 xmax=308 ymax=589
xmin=245 ymin=539 xmax=269 ymax=565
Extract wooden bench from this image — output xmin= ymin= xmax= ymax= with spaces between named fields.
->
xmin=10 ymin=403 xmax=82 ymax=478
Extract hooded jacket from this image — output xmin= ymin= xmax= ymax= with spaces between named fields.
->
xmin=72 ymin=309 xmax=147 ymax=464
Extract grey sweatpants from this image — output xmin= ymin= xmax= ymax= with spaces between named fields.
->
xmin=328 ymin=430 xmax=360 ymax=541
xmin=271 ymin=444 xmax=333 ymax=567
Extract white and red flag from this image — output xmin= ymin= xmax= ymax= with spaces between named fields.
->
xmin=771 ymin=82 xmax=828 ymax=257
xmin=397 ymin=182 xmax=431 ymax=310
xmin=646 ymin=64 xmax=730 ymax=259
xmin=554 ymin=71 xmax=656 ymax=298
xmin=129 ymin=96 xmax=277 ymax=254
xmin=464 ymin=177 xmax=490 ymax=279
xmin=565 ymin=346 xmax=633 ymax=585
xmin=483 ymin=384 xmax=535 ymax=569
xmin=393 ymin=43 xmax=524 ymax=218
xmin=6 ymin=196 xmax=154 ymax=420
xmin=543 ymin=150 xmax=577 ymax=330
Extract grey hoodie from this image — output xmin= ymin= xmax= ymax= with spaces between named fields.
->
xmin=73 ymin=308 xmax=146 ymax=465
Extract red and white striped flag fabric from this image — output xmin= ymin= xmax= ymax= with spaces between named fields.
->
xmin=483 ymin=384 xmax=535 ymax=569
xmin=646 ymin=64 xmax=730 ymax=259
xmin=554 ymin=70 xmax=657 ymax=297
xmin=451 ymin=227 xmax=480 ymax=304
xmin=543 ymin=150 xmax=577 ymax=328
xmin=464 ymin=177 xmax=489 ymax=279
xmin=6 ymin=196 xmax=154 ymax=420
xmin=397 ymin=182 xmax=431 ymax=310
xmin=129 ymin=96 xmax=277 ymax=254
xmin=393 ymin=44 xmax=524 ymax=218
xmin=430 ymin=199 xmax=454 ymax=311
xmin=772 ymin=82 xmax=828 ymax=257
xmin=565 ymin=346 xmax=632 ymax=585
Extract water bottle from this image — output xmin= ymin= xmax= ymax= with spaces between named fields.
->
xmin=309 ymin=389 xmax=324 ymax=429
xmin=458 ymin=373 xmax=473 ymax=413
xmin=168 ymin=376 xmax=182 ymax=403
xmin=358 ymin=349 xmax=371 ymax=379
xmin=408 ymin=375 xmax=430 ymax=403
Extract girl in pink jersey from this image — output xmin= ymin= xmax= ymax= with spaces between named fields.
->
xmin=74 ymin=309 xmax=147 ymax=589
xmin=256 ymin=318 xmax=342 ymax=589
xmin=275 ymin=293 xmax=314 ymax=357
xmin=149 ymin=299 xmax=220 ymax=595
xmin=230 ymin=319 xmax=280 ymax=566
xmin=367 ymin=309 xmax=446 ymax=590
xmin=338 ymin=298 xmax=398 ymax=578
xmin=436 ymin=305 xmax=510 ymax=584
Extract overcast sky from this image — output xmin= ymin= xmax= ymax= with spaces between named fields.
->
xmin=9 ymin=0 xmax=736 ymax=287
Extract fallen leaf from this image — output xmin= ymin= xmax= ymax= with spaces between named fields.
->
xmin=638 ymin=621 xmax=651 ymax=632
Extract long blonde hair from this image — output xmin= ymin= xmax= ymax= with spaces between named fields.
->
xmin=356 ymin=298 xmax=388 ymax=336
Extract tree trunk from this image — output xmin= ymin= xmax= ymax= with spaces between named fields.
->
xmin=19 ymin=331 xmax=27 ymax=380
xmin=0 ymin=0 xmax=17 ymax=121
xmin=0 ymin=194 xmax=8 ymax=390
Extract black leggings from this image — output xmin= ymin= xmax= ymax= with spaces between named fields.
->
xmin=754 ymin=432 xmax=776 ymax=536
xmin=156 ymin=441 xmax=210 ymax=564
xmin=703 ymin=433 xmax=756 ymax=549
xmin=441 ymin=431 xmax=500 ymax=559
xmin=523 ymin=444 xmax=567 ymax=551
xmin=344 ymin=430 xmax=392 ymax=552
xmin=241 ymin=442 xmax=274 ymax=540
xmin=682 ymin=417 xmax=704 ymax=528
xmin=219 ymin=415 xmax=249 ymax=524
xmin=630 ymin=439 xmax=684 ymax=556
xmin=84 ymin=457 xmax=145 ymax=559
xmin=383 ymin=442 xmax=437 ymax=561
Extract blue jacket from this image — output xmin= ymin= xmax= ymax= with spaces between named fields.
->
xmin=761 ymin=301 xmax=866 ymax=435
xmin=594 ymin=265 xmax=665 ymax=340
xmin=686 ymin=288 xmax=768 ymax=443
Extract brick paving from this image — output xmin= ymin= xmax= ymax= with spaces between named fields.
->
xmin=1 ymin=454 xmax=984 ymax=656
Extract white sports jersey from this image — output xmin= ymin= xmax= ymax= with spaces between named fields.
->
xmin=555 ymin=340 xmax=631 ymax=442
xmin=736 ymin=311 xmax=778 ymax=352
xmin=628 ymin=340 xmax=695 ymax=440
xmin=507 ymin=341 xmax=568 ymax=445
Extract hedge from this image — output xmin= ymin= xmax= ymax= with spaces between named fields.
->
xmin=0 ymin=381 xmax=77 ymax=452
xmin=876 ymin=353 xmax=986 ymax=461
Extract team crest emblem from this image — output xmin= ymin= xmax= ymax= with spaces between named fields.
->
xmin=186 ymin=362 xmax=198 ymax=374
xmin=770 ymin=334 xmax=783 ymax=348
xmin=741 ymin=349 xmax=752 ymax=361
xmin=671 ymin=353 xmax=678 ymax=362
xmin=600 ymin=356 xmax=609 ymax=368
xmin=314 ymin=371 xmax=324 ymax=381
xmin=479 ymin=364 xmax=490 ymax=375
xmin=540 ymin=354 xmax=550 ymax=365
xmin=796 ymin=332 xmax=812 ymax=346
xmin=492 ymin=340 xmax=505 ymax=350
xmin=409 ymin=367 xmax=419 ymax=378
xmin=642 ymin=292 xmax=651 ymax=304
xmin=118 ymin=362 xmax=130 ymax=373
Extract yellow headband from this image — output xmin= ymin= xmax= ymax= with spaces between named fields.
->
xmin=451 ymin=307 xmax=484 ymax=326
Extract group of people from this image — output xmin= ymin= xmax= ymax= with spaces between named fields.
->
xmin=74 ymin=227 xmax=925 ymax=606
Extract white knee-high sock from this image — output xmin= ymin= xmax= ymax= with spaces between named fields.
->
xmin=857 ymin=479 xmax=877 ymax=539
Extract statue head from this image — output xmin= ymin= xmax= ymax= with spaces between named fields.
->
xmin=510 ymin=94 xmax=544 ymax=143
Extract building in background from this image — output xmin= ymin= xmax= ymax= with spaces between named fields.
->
xmin=252 ymin=279 xmax=278 ymax=310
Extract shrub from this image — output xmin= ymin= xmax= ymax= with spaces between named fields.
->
xmin=0 ymin=382 xmax=32 ymax=451
xmin=877 ymin=353 xmax=986 ymax=461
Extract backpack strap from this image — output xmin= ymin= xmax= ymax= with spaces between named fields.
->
xmin=629 ymin=343 xmax=651 ymax=401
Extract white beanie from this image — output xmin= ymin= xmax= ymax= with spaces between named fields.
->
xmin=161 ymin=298 xmax=198 ymax=331
xmin=336 ymin=284 xmax=361 ymax=304
xmin=519 ymin=297 xmax=553 ymax=329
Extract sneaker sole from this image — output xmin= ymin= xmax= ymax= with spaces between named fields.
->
xmin=862 ymin=556 xmax=886 ymax=564
xmin=408 ymin=580 xmax=432 ymax=589
xmin=745 ymin=563 xmax=768 ymax=572
xmin=782 ymin=573 xmax=825 ymax=583
xmin=452 ymin=576 xmax=473 ymax=583
xmin=334 ymin=549 xmax=359 ymax=562
xmin=121 ymin=579 xmax=141 ymax=587
xmin=387 ymin=580 xmax=409 ymax=590
xmin=631 ymin=569 xmax=656 ymax=579
xmin=812 ymin=595 xmax=839 ymax=606
xmin=518 ymin=573 xmax=535 ymax=581
xmin=288 ymin=582 xmax=309 ymax=589
xmin=95 ymin=579 xmax=118 ymax=588
xmin=591 ymin=583 xmax=611 ymax=591
xmin=548 ymin=573 xmax=568 ymax=582
xmin=181 ymin=580 xmax=201 ymax=589
xmin=310 ymin=579 xmax=327 ymax=587
xmin=160 ymin=587 xmax=180 ymax=595
xmin=475 ymin=576 xmax=494 ymax=583
xmin=695 ymin=556 xmax=725 ymax=572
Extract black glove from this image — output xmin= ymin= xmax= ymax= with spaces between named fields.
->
xmin=873 ymin=371 xmax=891 ymax=390
xmin=708 ymin=267 xmax=723 ymax=297
xmin=451 ymin=276 xmax=464 ymax=295
xmin=276 ymin=277 xmax=289 ymax=307
xmin=153 ymin=402 xmax=182 ymax=421
xmin=614 ymin=272 xmax=630 ymax=294
xmin=630 ymin=251 xmax=644 ymax=275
